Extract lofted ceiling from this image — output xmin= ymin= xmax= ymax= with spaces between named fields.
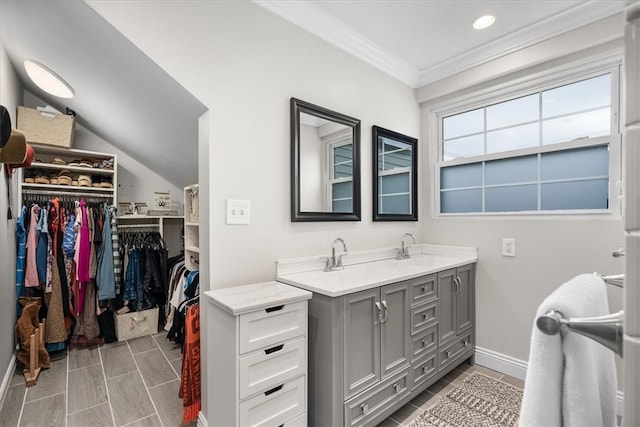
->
xmin=0 ymin=0 xmax=207 ymax=189
xmin=0 ymin=0 xmax=625 ymax=191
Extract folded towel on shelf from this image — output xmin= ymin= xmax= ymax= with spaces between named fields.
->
xmin=519 ymin=274 xmax=616 ymax=427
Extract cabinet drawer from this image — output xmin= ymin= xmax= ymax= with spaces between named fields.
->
xmin=239 ymin=375 xmax=305 ymax=427
xmin=344 ymin=368 xmax=410 ymax=427
xmin=410 ymin=300 xmax=437 ymax=336
xmin=239 ymin=301 xmax=307 ymax=354
xmin=239 ymin=337 xmax=306 ymax=400
xmin=410 ymin=351 xmax=436 ymax=390
xmin=437 ymin=331 xmax=473 ymax=371
xmin=410 ymin=274 xmax=437 ymax=306
xmin=283 ymin=413 xmax=306 ymax=427
xmin=411 ymin=324 xmax=437 ymax=362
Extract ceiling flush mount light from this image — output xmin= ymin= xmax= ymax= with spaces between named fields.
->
xmin=24 ymin=59 xmax=74 ymax=99
xmin=473 ymin=15 xmax=496 ymax=30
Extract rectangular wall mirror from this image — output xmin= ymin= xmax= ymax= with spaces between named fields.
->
xmin=372 ymin=126 xmax=418 ymax=221
xmin=291 ymin=98 xmax=361 ymax=221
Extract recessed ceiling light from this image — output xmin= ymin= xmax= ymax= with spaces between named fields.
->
xmin=473 ymin=15 xmax=496 ymax=30
xmin=24 ymin=59 xmax=74 ymax=99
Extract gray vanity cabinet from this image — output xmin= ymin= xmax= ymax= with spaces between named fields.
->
xmin=437 ymin=264 xmax=475 ymax=370
xmin=305 ymin=263 xmax=475 ymax=427
xmin=344 ymin=281 xmax=410 ymax=399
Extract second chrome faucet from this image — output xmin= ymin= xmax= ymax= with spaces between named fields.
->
xmin=323 ymin=237 xmax=348 ymax=271
xmin=396 ymin=233 xmax=416 ymax=260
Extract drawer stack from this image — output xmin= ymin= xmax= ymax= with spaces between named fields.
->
xmin=408 ymin=274 xmax=439 ymax=390
xmin=205 ymin=282 xmax=312 ymax=427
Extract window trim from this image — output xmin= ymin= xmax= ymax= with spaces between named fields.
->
xmin=429 ymin=62 xmax=622 ymax=218
xmin=326 ymin=138 xmax=353 ymax=212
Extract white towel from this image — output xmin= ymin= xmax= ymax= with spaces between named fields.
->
xmin=519 ymin=274 xmax=617 ymax=427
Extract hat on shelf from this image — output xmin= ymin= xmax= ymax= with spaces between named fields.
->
xmin=1 ymin=105 xmax=11 ymax=149
xmin=51 ymin=157 xmax=66 ymax=165
xmin=5 ymin=144 xmax=35 ymax=178
xmin=78 ymin=174 xmax=92 ymax=187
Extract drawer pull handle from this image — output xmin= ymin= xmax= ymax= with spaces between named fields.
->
xmin=421 ymin=286 xmax=426 ymax=293
xmin=464 ymin=339 xmax=469 ymax=347
xmin=394 ymin=383 xmax=400 ymax=393
xmin=422 ymin=339 xmax=427 ymax=347
xmin=422 ymin=313 xmax=429 ymax=320
xmin=445 ymin=351 xmax=451 ymax=359
xmin=361 ymin=403 xmax=369 ymax=414
xmin=422 ymin=365 xmax=427 ymax=373
xmin=264 ymin=384 xmax=283 ymax=396
xmin=265 ymin=344 xmax=284 ymax=355
xmin=265 ymin=305 xmax=284 ymax=313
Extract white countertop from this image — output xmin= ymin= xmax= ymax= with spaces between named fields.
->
xmin=204 ymin=281 xmax=312 ymax=315
xmin=276 ymin=244 xmax=477 ymax=297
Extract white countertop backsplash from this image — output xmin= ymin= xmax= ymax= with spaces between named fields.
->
xmin=276 ymin=243 xmax=477 ymax=297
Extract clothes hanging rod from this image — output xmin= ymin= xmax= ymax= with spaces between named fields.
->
xmin=536 ymin=309 xmax=624 ymax=357
xmin=22 ymin=189 xmax=113 ymax=199
xmin=117 ymin=223 xmax=160 ymax=229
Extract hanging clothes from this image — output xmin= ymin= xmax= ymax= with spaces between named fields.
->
xmin=35 ymin=206 xmax=48 ymax=286
xmin=96 ymin=203 xmax=116 ymax=302
xmin=24 ymin=204 xmax=41 ymax=287
xmin=180 ymin=302 xmax=201 ymax=424
xmin=15 ymin=206 xmax=27 ymax=315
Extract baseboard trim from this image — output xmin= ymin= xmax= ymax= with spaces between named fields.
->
xmin=0 ymin=353 xmax=17 ymax=411
xmin=474 ymin=346 xmax=528 ymax=381
xmin=474 ymin=346 xmax=624 ymax=416
xmin=197 ymin=411 xmax=208 ymax=427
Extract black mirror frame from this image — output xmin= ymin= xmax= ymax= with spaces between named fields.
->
xmin=372 ymin=125 xmax=418 ymax=222
xmin=291 ymin=98 xmax=361 ymax=222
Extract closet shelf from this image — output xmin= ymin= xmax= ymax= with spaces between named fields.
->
xmin=29 ymin=162 xmax=115 ymax=175
xmin=185 ymin=222 xmax=199 ymax=227
xmin=185 ymin=245 xmax=200 ymax=253
xmin=21 ymin=183 xmax=115 ymax=193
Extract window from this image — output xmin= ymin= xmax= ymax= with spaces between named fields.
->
xmin=437 ymin=68 xmax=620 ymax=215
xmin=328 ymin=141 xmax=353 ymax=213
xmin=377 ymin=136 xmax=413 ymax=214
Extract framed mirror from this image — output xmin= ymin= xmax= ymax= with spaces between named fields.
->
xmin=372 ymin=126 xmax=418 ymax=221
xmin=291 ymin=98 xmax=361 ymax=222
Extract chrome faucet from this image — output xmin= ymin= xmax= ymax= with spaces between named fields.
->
xmin=396 ymin=233 xmax=416 ymax=260
xmin=322 ymin=237 xmax=348 ymax=271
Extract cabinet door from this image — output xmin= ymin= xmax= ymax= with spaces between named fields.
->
xmin=380 ymin=281 xmax=410 ymax=379
xmin=437 ymin=268 xmax=456 ymax=345
xmin=344 ymin=288 xmax=381 ymax=398
xmin=455 ymin=264 xmax=474 ymax=335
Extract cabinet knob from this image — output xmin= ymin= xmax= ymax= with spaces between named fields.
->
xmin=361 ymin=403 xmax=369 ymax=414
xmin=422 ymin=365 xmax=427 ymax=373
xmin=421 ymin=286 xmax=426 ymax=293
xmin=464 ymin=339 xmax=469 ymax=347
xmin=445 ymin=351 xmax=451 ymax=359
xmin=421 ymin=339 xmax=427 ymax=347
xmin=394 ymin=383 xmax=400 ymax=393
xmin=422 ymin=313 xmax=429 ymax=320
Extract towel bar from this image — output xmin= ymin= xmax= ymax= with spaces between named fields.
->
xmin=594 ymin=272 xmax=624 ymax=288
xmin=536 ymin=310 xmax=624 ymax=357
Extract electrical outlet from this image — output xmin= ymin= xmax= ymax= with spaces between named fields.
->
xmin=502 ymin=238 xmax=516 ymax=257
xmin=226 ymin=199 xmax=250 ymax=225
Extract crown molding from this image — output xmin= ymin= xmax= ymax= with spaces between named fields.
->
xmin=254 ymin=0 xmax=624 ymax=89
xmin=415 ymin=0 xmax=625 ymax=87
xmin=253 ymin=0 xmax=420 ymax=87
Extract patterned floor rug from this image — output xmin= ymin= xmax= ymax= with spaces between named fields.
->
xmin=409 ymin=372 xmax=524 ymax=427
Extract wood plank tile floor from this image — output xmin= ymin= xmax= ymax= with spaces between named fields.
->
xmin=0 ymin=332 xmax=195 ymax=427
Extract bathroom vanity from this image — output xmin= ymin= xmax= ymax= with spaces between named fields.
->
xmin=277 ymin=244 xmax=477 ymax=427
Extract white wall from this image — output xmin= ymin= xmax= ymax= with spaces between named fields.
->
xmin=87 ymin=0 xmax=422 ymax=289
xmin=0 ymin=41 xmax=22 ymax=395
xmin=419 ymin=17 xmax=626 ymax=380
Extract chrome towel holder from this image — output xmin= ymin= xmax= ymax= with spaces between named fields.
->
xmin=537 ymin=310 xmax=624 ymax=357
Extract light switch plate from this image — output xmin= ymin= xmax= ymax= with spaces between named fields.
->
xmin=226 ymin=199 xmax=250 ymax=225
